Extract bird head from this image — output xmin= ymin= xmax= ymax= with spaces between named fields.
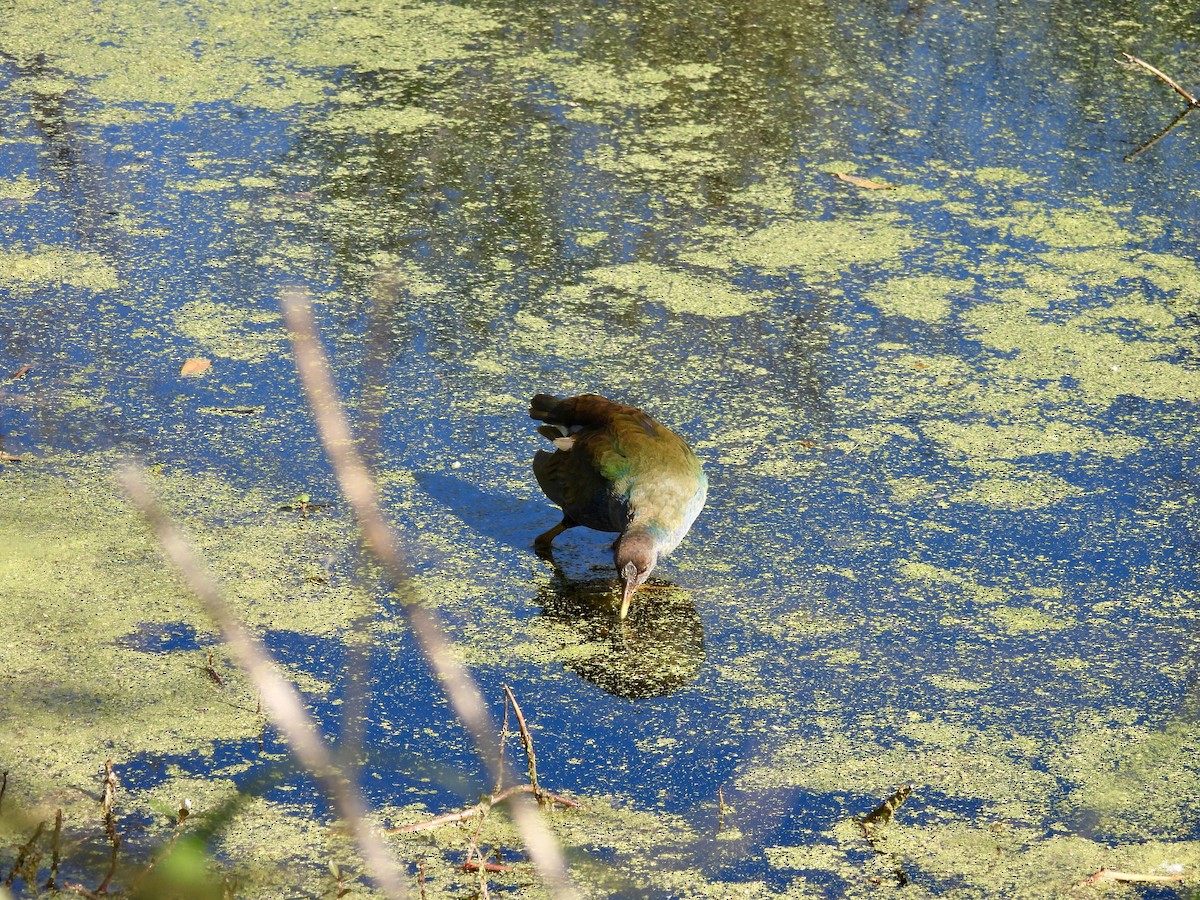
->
xmin=614 ymin=530 xmax=658 ymax=619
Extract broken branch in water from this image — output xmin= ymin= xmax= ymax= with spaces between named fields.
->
xmin=860 ymin=784 xmax=912 ymax=836
xmin=393 ymin=784 xmax=581 ymax=835
xmin=1120 ymin=53 xmax=1200 ymax=107
xmin=204 ymin=649 xmax=224 ymax=687
xmin=393 ymin=684 xmax=580 ymax=845
xmin=503 ymin=685 xmax=541 ymax=797
xmin=6 ymin=821 xmax=45 ymax=888
xmin=463 ymin=859 xmax=517 ymax=875
xmin=44 ymin=808 xmax=62 ymax=891
xmin=102 ymin=759 xmax=118 ymax=818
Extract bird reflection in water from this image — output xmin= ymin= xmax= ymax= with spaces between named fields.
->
xmin=535 ymin=565 xmax=705 ymax=700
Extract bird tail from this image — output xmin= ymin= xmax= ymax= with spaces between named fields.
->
xmin=530 ymin=393 xmax=632 ymax=428
xmin=529 ymin=394 xmax=563 ymax=423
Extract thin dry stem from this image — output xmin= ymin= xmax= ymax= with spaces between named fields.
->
xmin=44 ymin=808 xmax=62 ymax=890
xmin=494 ymin=699 xmax=509 ymax=796
xmin=6 ymin=821 xmax=45 ymax=888
xmin=393 ymin=784 xmax=580 ymax=835
xmin=119 ymin=466 xmax=410 ymax=900
xmin=102 ymin=760 xmax=117 ymax=817
xmin=1121 ymin=52 xmax=1200 ymax=106
xmin=281 ymin=288 xmax=579 ymax=900
xmin=502 ymin=685 xmax=540 ymax=795
xmin=96 ymin=830 xmax=120 ymax=894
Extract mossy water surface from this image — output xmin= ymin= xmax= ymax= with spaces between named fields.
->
xmin=1 ymin=0 xmax=1199 ymax=896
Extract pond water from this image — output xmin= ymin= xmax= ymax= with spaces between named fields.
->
xmin=1 ymin=0 xmax=1199 ymax=896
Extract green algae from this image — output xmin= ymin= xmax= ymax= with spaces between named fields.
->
xmin=0 ymin=456 xmax=378 ymax=801
xmin=172 ymin=298 xmax=285 ymax=364
xmin=515 ymin=53 xmax=675 ymax=109
xmin=963 ymin=302 xmax=1200 ymax=405
xmin=0 ymin=176 xmax=39 ymax=200
xmin=588 ymin=261 xmax=760 ymax=317
xmin=950 ymin=468 xmax=1085 ymax=510
xmin=863 ymin=274 xmax=968 ymax=324
xmin=1051 ymin=717 xmax=1200 ymax=841
xmin=738 ymin=717 xmax=1061 ymax=822
xmin=924 ymin=420 xmax=1145 ymax=466
xmin=323 ymin=106 xmax=445 ymax=136
xmin=2 ymin=1 xmax=1200 ymax=896
xmin=0 ymin=0 xmax=498 ymax=113
xmin=705 ymin=214 xmax=922 ymax=280
xmin=0 ymin=247 xmax=119 ymax=291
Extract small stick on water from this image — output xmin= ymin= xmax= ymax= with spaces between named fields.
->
xmin=860 ymin=785 xmax=912 ymax=836
xmin=503 ymin=685 xmax=540 ymax=796
xmin=5 ymin=821 xmax=45 ymax=887
xmin=1120 ymin=52 xmax=1200 ymax=107
xmin=96 ymin=830 xmax=121 ymax=894
xmin=417 ymin=858 xmax=428 ymax=900
xmin=393 ymin=784 xmax=581 ymax=834
xmin=717 ymin=787 xmax=727 ymax=832
xmin=470 ymin=845 xmax=494 ymax=898
xmin=205 ymin=650 xmax=224 ymax=687
xmin=45 ymin=809 xmax=63 ymax=890
xmin=102 ymin=759 xmax=119 ymax=836
xmin=98 ymin=762 xmax=121 ymax=893
xmin=463 ymin=858 xmax=515 ymax=875
xmin=494 ymin=695 xmax=510 ymax=796
xmin=464 ymin=802 xmax=491 ymax=898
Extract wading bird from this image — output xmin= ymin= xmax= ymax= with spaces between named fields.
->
xmin=530 ymin=393 xmax=707 ymax=618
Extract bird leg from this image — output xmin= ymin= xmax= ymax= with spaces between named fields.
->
xmin=534 ymin=517 xmax=574 ymax=557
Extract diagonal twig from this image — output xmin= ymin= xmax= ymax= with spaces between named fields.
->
xmin=392 ymin=784 xmax=581 ymax=835
xmin=119 ymin=466 xmax=411 ymax=900
xmin=502 ymin=685 xmax=540 ymax=797
xmin=280 ymin=288 xmax=579 ymax=900
xmin=1120 ymin=53 xmax=1200 ymax=107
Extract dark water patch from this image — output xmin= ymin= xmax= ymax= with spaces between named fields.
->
xmin=116 ymin=621 xmax=210 ymax=653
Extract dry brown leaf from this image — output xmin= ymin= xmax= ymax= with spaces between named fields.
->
xmin=832 ymin=172 xmax=896 ymax=190
xmin=1085 ymin=868 xmax=1185 ymax=885
xmin=180 ymin=357 xmax=212 ymax=377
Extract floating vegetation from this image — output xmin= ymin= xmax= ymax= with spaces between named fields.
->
xmin=2 ymin=0 xmax=1200 ymax=895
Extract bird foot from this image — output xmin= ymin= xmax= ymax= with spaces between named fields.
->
xmin=534 ymin=520 xmax=570 ymax=557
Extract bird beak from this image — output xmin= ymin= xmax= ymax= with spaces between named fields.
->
xmin=619 ymin=562 xmax=638 ymax=619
